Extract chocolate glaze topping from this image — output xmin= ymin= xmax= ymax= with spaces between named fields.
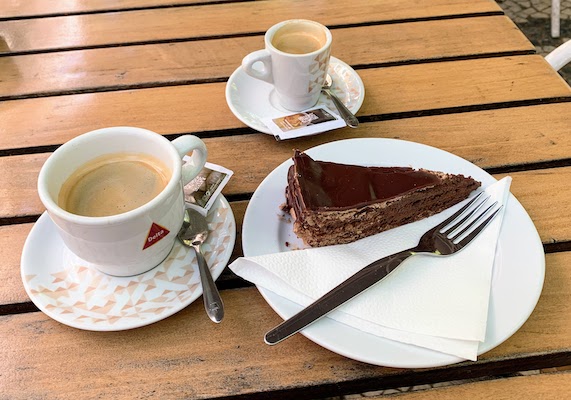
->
xmin=290 ymin=151 xmax=441 ymax=210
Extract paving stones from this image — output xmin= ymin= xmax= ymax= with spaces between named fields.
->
xmin=500 ymin=0 xmax=571 ymax=81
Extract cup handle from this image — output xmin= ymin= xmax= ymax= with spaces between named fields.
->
xmin=242 ymin=49 xmax=273 ymax=84
xmin=171 ymin=135 xmax=208 ymax=185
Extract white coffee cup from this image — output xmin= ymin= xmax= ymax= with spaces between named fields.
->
xmin=242 ymin=19 xmax=332 ymax=111
xmin=37 ymin=127 xmax=207 ymax=276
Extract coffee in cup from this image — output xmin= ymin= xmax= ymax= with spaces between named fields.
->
xmin=38 ymin=127 xmax=207 ymax=276
xmin=271 ymin=21 xmax=328 ymax=54
xmin=242 ymin=19 xmax=332 ymax=111
xmin=59 ymin=153 xmax=170 ymax=217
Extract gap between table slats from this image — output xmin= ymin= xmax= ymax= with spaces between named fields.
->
xmin=360 ymin=370 xmax=571 ymax=400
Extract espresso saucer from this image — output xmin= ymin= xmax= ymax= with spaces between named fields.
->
xmin=20 ymin=195 xmax=236 ymax=331
xmin=225 ymin=56 xmax=365 ymax=134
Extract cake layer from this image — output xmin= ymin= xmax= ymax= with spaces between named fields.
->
xmin=290 ymin=151 xmax=443 ymax=210
xmin=284 ymin=151 xmax=480 ymax=247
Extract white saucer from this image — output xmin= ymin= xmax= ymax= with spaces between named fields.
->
xmin=225 ymin=56 xmax=365 ymax=134
xmin=21 ymin=195 xmax=236 ymax=331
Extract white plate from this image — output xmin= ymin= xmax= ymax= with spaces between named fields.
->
xmin=21 ymin=195 xmax=236 ymax=331
xmin=225 ymin=56 xmax=365 ymax=134
xmin=242 ymin=138 xmax=545 ymax=368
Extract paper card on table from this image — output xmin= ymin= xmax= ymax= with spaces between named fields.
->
xmin=183 ymin=161 xmax=233 ymax=216
xmin=263 ymin=107 xmax=346 ymax=140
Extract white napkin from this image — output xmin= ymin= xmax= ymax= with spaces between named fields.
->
xmin=230 ymin=177 xmax=512 ymax=360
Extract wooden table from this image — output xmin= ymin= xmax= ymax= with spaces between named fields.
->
xmin=1 ymin=1 xmax=570 ymax=398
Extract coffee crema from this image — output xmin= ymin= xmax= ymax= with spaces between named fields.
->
xmin=58 ymin=153 xmax=170 ymax=217
xmin=271 ymin=22 xmax=326 ymax=54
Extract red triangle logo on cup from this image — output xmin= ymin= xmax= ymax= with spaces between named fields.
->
xmin=143 ymin=222 xmax=170 ymax=250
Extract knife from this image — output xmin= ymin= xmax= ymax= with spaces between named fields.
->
xmin=264 ymin=249 xmax=413 ymax=345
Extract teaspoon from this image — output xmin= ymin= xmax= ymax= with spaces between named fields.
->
xmin=177 ymin=208 xmax=224 ymax=323
xmin=322 ymin=74 xmax=359 ymax=128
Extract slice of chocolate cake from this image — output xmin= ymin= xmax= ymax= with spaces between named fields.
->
xmin=284 ymin=150 xmax=481 ymax=247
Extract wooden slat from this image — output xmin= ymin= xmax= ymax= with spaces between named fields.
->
xmin=0 ymin=0 xmax=502 ymax=54
xmin=230 ymin=201 xmax=246 ymax=263
xmin=0 ymin=152 xmax=47 ymax=219
xmin=0 ymin=0 xmax=224 ymax=19
xmin=1 ymin=166 xmax=569 ymax=306
xmin=1 ymin=250 xmax=569 ymax=399
xmin=2 ymin=106 xmax=571 ymax=220
xmin=3 ymin=100 xmax=571 ymax=170
xmin=0 ymin=16 xmax=534 ymax=99
xmin=484 ymin=252 xmax=571 ymax=359
xmin=367 ymin=372 xmax=571 ymax=399
xmin=1 ymin=55 xmax=569 ymax=151
xmin=496 ymin=169 xmax=571 ymax=247
xmin=0 ymin=223 xmax=32 ymax=305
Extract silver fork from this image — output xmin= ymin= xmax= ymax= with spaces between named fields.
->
xmin=265 ymin=192 xmax=502 ymax=345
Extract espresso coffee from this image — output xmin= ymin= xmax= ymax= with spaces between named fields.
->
xmin=59 ymin=153 xmax=170 ymax=217
xmin=272 ymin=22 xmax=326 ymax=54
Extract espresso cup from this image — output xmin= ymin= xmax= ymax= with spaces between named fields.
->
xmin=242 ymin=19 xmax=332 ymax=111
xmin=37 ymin=127 xmax=207 ymax=276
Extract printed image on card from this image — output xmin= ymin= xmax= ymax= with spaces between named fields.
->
xmin=273 ymin=108 xmax=336 ymax=131
xmin=263 ymin=106 xmax=346 ymax=140
xmin=183 ymin=162 xmax=233 ymax=216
